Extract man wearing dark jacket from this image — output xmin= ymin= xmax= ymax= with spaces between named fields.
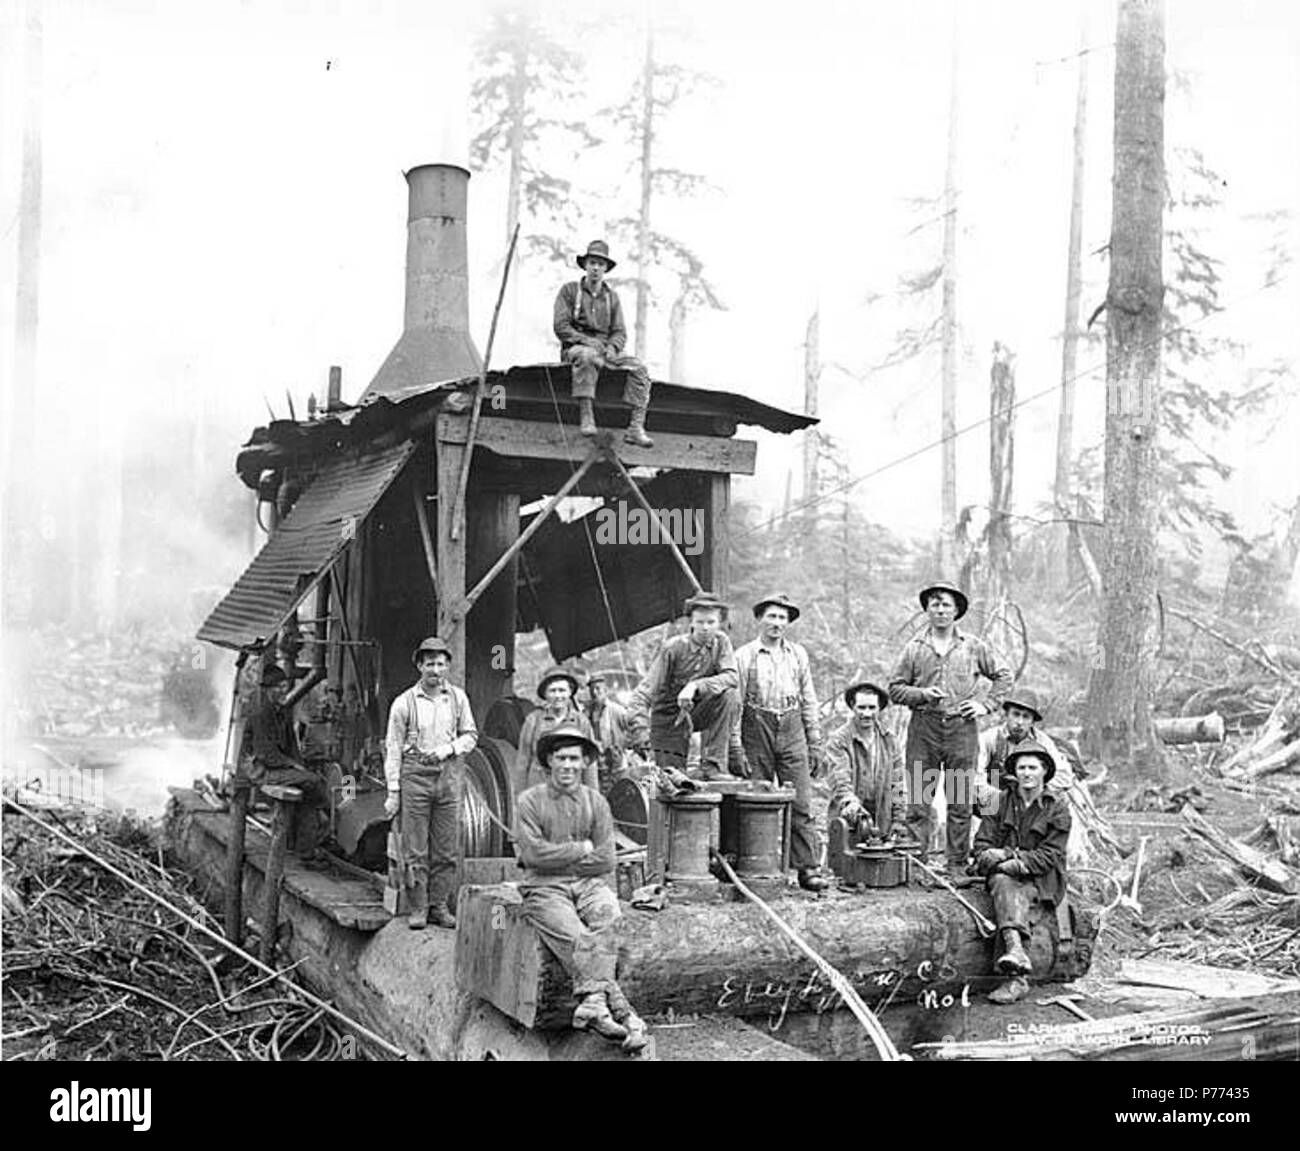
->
xmin=553 ymin=240 xmax=654 ymax=447
xmin=972 ymin=740 xmax=1072 ymax=1004
xmin=514 ymin=726 xmax=647 ymax=1052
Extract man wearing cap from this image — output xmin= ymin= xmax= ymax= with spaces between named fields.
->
xmin=240 ymin=664 xmax=328 ymax=860
xmin=978 ymin=687 xmax=1074 ymax=806
xmin=585 ymin=672 xmax=634 ymax=790
xmin=972 ymin=740 xmax=1072 ymax=1004
xmin=888 ymin=581 xmax=1013 ymax=886
xmin=733 ymin=593 xmax=828 ymax=891
xmin=628 ymin=591 xmax=742 ymax=781
xmin=553 ymin=240 xmax=654 ymax=447
xmin=383 ymin=637 xmax=478 ymax=930
xmin=514 ymin=725 xmax=648 ymax=1052
xmin=826 ymin=682 xmax=907 ymax=840
xmin=515 ymin=666 xmax=598 ymax=791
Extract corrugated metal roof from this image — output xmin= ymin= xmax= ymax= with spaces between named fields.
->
xmin=198 ymin=441 xmax=415 ymax=651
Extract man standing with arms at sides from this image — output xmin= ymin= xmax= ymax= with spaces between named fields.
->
xmin=585 ymin=671 xmax=634 ymax=790
xmin=733 ymin=593 xmax=828 ymax=892
xmin=384 ymin=637 xmax=478 ymax=930
xmin=515 ymin=665 xmax=596 ymax=791
xmin=553 ymin=240 xmax=654 ymax=447
xmin=628 ymin=591 xmax=742 ymax=782
xmin=889 ymin=581 xmax=1012 ymax=887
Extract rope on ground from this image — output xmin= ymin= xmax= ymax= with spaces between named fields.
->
xmin=3 ymin=796 xmax=408 ymax=1060
xmin=710 ymin=850 xmax=905 ymax=1062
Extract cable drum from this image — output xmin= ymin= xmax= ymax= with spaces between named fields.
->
xmin=460 ymin=736 xmax=517 ymax=858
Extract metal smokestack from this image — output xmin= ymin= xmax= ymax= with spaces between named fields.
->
xmin=362 ymin=163 xmax=482 ymax=401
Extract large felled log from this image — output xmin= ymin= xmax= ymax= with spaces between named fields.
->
xmin=1051 ymin=713 xmax=1224 ymax=746
xmin=1181 ymin=805 xmax=1298 ymax=895
xmin=1235 ymin=738 xmax=1300 ymax=780
xmin=455 ymin=882 xmax=1096 ymax=1030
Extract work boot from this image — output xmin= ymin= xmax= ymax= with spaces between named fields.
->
xmin=797 ymin=868 xmax=829 ymax=893
xmin=407 ymin=907 xmax=428 ymax=931
xmin=428 ymin=906 xmax=457 ymax=930
xmin=987 ymin=975 xmax=1030 ymax=1005
xmin=578 ymin=397 xmax=598 ymax=437
xmin=995 ymin=928 xmax=1033 ymax=975
xmin=606 ymin=985 xmax=649 ymax=1053
xmin=623 ymin=403 xmax=653 ymax=448
xmin=572 ymin=993 xmax=628 ymax=1042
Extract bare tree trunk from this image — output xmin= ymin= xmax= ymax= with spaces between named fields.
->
xmin=634 ymin=27 xmax=654 ymax=359
xmin=987 ymin=342 xmax=1016 ymax=604
xmin=504 ymin=47 xmax=526 ymax=366
xmin=4 ymin=0 xmax=43 ymax=624
xmin=803 ymin=307 xmax=820 ymax=505
xmin=1052 ymin=14 xmax=1091 ymax=590
xmin=939 ymin=29 xmax=959 ymax=574
xmin=1083 ymin=0 xmax=1166 ymax=779
xmin=668 ymin=292 xmax=686 ymax=381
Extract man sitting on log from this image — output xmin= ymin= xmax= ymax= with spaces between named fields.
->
xmin=240 ymin=664 xmax=328 ymax=865
xmin=514 ymin=725 xmax=648 ymax=1052
xmin=553 ymin=240 xmax=654 ymax=448
xmin=826 ymin=681 xmax=908 ymax=842
xmin=972 ymin=740 xmax=1072 ymax=1005
xmin=977 ymin=686 xmax=1074 ymax=807
xmin=628 ymin=591 xmax=743 ymax=782
xmin=515 ymin=665 xmax=597 ymax=791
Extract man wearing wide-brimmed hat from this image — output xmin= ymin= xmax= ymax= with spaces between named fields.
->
xmin=585 ymin=671 xmax=634 ymax=789
xmin=888 ymin=580 xmax=1012 ymax=886
xmin=240 ymin=663 xmax=328 ymax=862
xmin=734 ymin=592 xmax=827 ymax=890
xmin=383 ymin=636 xmax=478 ymax=930
xmin=628 ymin=590 xmax=742 ymax=780
xmin=825 ymin=681 xmax=907 ymax=840
xmin=513 ymin=725 xmax=648 ymax=1052
xmin=972 ymin=740 xmax=1072 ymax=1004
xmin=978 ymin=685 xmax=1075 ymax=805
xmin=553 ymin=240 xmax=654 ymax=447
xmin=515 ymin=665 xmax=598 ymax=790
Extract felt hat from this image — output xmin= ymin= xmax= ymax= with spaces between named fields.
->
xmin=537 ymin=724 xmax=601 ymax=766
xmin=843 ymin=681 xmax=889 ymax=711
xmin=684 ymin=590 xmax=729 ymax=616
xmin=261 ymin=665 xmax=288 ymax=687
xmin=412 ymin=636 xmax=453 ymax=665
xmin=1002 ymin=687 xmax=1044 ymax=724
xmin=536 ymin=665 xmax=580 ymax=699
xmin=918 ymin=580 xmax=969 ymax=620
xmin=752 ymin=592 xmax=801 ymax=623
xmin=576 ymin=240 xmax=617 ymax=271
xmin=1003 ymin=740 xmax=1056 ymax=784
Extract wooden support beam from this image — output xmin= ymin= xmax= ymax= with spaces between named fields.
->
xmin=605 ymin=449 xmax=703 ymax=596
xmin=412 ymin=489 xmax=439 ymax=600
xmin=438 ymin=413 xmax=757 ymax=476
xmin=706 ymin=473 xmax=731 ymax=598
xmin=436 ymin=435 xmax=467 ymax=668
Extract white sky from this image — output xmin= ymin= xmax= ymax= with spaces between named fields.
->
xmin=1 ymin=0 xmax=1297 ymax=577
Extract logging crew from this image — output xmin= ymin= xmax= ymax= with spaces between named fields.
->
xmin=516 ymin=666 xmax=598 ymax=791
xmin=978 ymin=687 xmax=1075 ymax=805
xmin=628 ymin=591 xmax=742 ymax=782
xmin=733 ymin=593 xmax=828 ymax=891
xmin=553 ymin=240 xmax=654 ymax=448
xmin=585 ymin=671 xmax=634 ymax=790
xmin=384 ymin=636 xmax=478 ymax=931
xmin=889 ymin=581 xmax=1013 ymax=886
xmin=514 ymin=726 xmax=648 ymax=1052
xmin=972 ymin=741 xmax=1072 ymax=1005
xmin=240 ymin=664 xmax=328 ymax=862
xmin=826 ymin=682 xmax=908 ymax=841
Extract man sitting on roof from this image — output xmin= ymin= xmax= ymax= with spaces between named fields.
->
xmin=516 ymin=666 xmax=598 ymax=791
xmin=514 ymin=725 xmax=648 ymax=1053
xmin=553 ymin=240 xmax=654 ymax=448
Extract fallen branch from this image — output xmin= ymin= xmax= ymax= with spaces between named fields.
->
xmin=1181 ymin=804 xmax=1299 ymax=896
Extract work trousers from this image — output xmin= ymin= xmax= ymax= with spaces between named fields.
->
xmin=987 ymin=872 xmax=1036 ymax=943
xmin=650 ymin=688 xmax=742 ymax=776
xmin=904 ymin=711 xmax=978 ymax=866
xmin=400 ymin=769 xmax=462 ymax=913
xmin=563 ymin=344 xmax=652 ymax=407
xmin=521 ymin=877 xmax=621 ymax=998
xmin=255 ymin=767 xmax=325 ymax=855
xmin=741 ymin=708 xmax=818 ymax=872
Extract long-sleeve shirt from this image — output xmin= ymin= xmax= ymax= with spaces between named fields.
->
xmin=515 ymin=705 xmax=597 ymax=789
xmin=972 ymin=785 xmax=1071 ymax=906
xmin=888 ymin=627 xmax=1012 ymax=716
xmin=980 ymin=724 xmax=1075 ymax=794
xmin=383 ymin=680 xmax=478 ymax=792
xmin=243 ymin=699 xmax=302 ymax=778
xmin=588 ymin=698 xmax=634 ymax=759
xmin=553 ymin=280 xmax=628 ymax=355
xmin=733 ymin=637 xmax=821 ymax=749
xmin=628 ymin=631 xmax=740 ymax=743
xmin=514 ymin=780 xmax=616 ymax=884
xmin=825 ymin=718 xmax=906 ymax=828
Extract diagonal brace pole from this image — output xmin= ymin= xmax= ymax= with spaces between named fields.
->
xmin=604 ymin=448 xmax=704 ymax=595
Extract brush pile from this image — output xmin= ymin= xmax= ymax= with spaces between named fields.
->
xmin=2 ymin=800 xmax=352 ymax=1061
